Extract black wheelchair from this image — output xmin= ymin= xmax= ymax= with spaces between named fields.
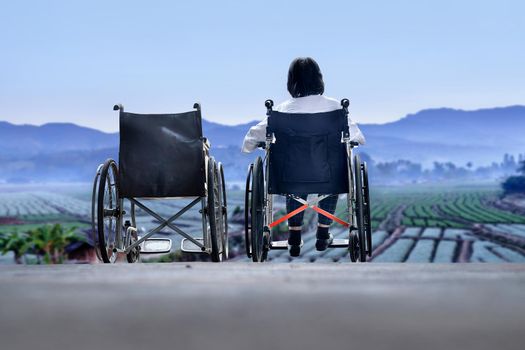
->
xmin=91 ymin=103 xmax=228 ymax=263
xmin=245 ymin=99 xmax=371 ymax=262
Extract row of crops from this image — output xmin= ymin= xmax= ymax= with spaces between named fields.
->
xmin=1 ymin=184 xmax=524 ymax=262
xmin=370 ymin=186 xmax=525 ymax=262
xmin=0 ymin=192 xmax=91 ymax=220
xmin=4 ymin=185 xmax=518 ymax=227
xmin=329 ymin=186 xmax=525 ymax=233
xmin=346 ymin=186 xmax=525 ymax=229
xmin=0 ymin=193 xmax=62 ymax=217
xmin=372 ymin=225 xmax=525 ymax=263
xmin=265 ymin=225 xmax=525 ymax=263
xmin=264 ymin=186 xmax=525 ymax=263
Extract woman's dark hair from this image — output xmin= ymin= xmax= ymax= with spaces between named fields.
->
xmin=287 ymin=57 xmax=325 ymax=98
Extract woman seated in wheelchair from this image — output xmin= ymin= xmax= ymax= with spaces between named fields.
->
xmin=242 ymin=57 xmax=366 ymax=257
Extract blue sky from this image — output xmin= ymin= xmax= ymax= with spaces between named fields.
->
xmin=1 ymin=0 xmax=523 ymax=132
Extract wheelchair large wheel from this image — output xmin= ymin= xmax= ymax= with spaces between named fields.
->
xmin=218 ymin=162 xmax=229 ymax=260
xmin=94 ymin=159 xmax=121 ymax=263
xmin=244 ymin=164 xmax=253 ymax=258
xmin=353 ymin=154 xmax=367 ymax=262
xmin=362 ymin=162 xmax=372 ymax=257
xmin=207 ymin=157 xmax=223 ymax=262
xmin=91 ymin=164 xmax=103 ymax=261
xmin=250 ymin=157 xmax=266 ymax=262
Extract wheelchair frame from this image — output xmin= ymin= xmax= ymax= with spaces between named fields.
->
xmin=244 ymin=99 xmax=372 ymax=262
xmin=91 ymin=103 xmax=228 ymax=263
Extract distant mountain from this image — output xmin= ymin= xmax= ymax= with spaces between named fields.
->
xmin=0 ymin=119 xmax=257 ymax=158
xmin=0 ymin=148 xmax=119 ymax=183
xmin=1 ymin=105 xmax=524 ymax=182
xmin=0 ymin=121 xmax=118 ymax=157
xmin=0 ymin=119 xmax=262 ymax=183
xmin=202 ymin=119 xmax=258 ymax=149
xmin=358 ymin=106 xmax=525 ymax=165
xmin=361 ymin=106 xmax=525 ymax=147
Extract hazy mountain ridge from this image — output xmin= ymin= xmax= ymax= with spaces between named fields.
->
xmin=360 ymin=106 xmax=525 ymax=148
xmin=1 ymin=106 xmax=524 ymax=182
xmin=0 ymin=121 xmax=118 ymax=157
xmin=201 ymin=119 xmax=258 ymax=150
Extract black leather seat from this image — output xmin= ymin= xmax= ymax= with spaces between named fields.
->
xmin=119 ymin=110 xmax=206 ymax=198
xmin=267 ymin=109 xmax=349 ymax=195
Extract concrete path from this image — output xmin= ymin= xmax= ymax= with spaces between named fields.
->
xmin=1 ymin=263 xmax=524 ymax=350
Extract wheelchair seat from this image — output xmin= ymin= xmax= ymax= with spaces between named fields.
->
xmin=119 ymin=109 xmax=205 ymax=198
xmin=267 ymin=109 xmax=349 ymax=195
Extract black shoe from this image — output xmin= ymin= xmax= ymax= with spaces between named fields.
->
xmin=288 ymin=230 xmax=302 ymax=257
xmin=288 ymin=240 xmax=303 ymax=257
xmin=315 ymin=233 xmax=333 ymax=251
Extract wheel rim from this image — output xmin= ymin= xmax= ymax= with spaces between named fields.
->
xmin=244 ymin=164 xmax=253 ymax=258
xmin=362 ymin=162 xmax=372 ymax=257
xmin=91 ymin=167 xmax=103 ymax=261
xmin=97 ymin=160 xmax=120 ymax=263
xmin=214 ymin=164 xmax=223 ymax=258
xmin=207 ymin=158 xmax=222 ymax=262
xmin=251 ymin=157 xmax=265 ymax=262
xmin=354 ymin=154 xmax=367 ymax=262
xmin=219 ymin=163 xmax=228 ymax=260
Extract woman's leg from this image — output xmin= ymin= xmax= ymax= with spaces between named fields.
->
xmin=286 ymin=194 xmax=307 ymax=238
xmin=286 ymin=195 xmax=307 ymax=256
xmin=316 ymin=194 xmax=338 ymax=250
xmin=317 ymin=194 xmax=339 ymax=227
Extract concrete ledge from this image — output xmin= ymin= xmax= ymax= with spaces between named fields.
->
xmin=1 ymin=263 xmax=524 ymax=350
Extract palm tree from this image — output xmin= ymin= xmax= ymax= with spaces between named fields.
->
xmin=30 ymin=224 xmax=83 ymax=264
xmin=0 ymin=231 xmax=31 ymax=264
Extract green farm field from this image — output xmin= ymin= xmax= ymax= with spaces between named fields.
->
xmin=1 ymin=183 xmax=524 ymax=263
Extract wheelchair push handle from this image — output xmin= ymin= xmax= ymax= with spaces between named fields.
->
xmin=113 ymin=104 xmax=124 ymax=112
xmin=265 ymin=99 xmax=274 ymax=115
xmin=341 ymin=98 xmax=350 ymax=110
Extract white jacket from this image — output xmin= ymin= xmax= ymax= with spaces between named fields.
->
xmin=241 ymin=95 xmax=366 ymax=153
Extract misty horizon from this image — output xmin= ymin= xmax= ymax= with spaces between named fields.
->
xmin=3 ymin=103 xmax=525 ymax=133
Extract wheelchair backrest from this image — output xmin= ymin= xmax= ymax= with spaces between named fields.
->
xmin=119 ymin=109 xmax=206 ymax=198
xmin=267 ymin=109 xmax=349 ymax=195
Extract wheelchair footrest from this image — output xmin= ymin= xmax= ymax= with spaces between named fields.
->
xmin=181 ymin=238 xmax=205 ymax=253
xmin=140 ymin=238 xmax=172 ymax=254
xmin=270 ymin=240 xmax=288 ymax=250
xmin=270 ymin=238 xmax=349 ymax=250
xmin=329 ymin=238 xmax=349 ymax=248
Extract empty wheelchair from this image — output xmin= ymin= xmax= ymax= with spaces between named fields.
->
xmin=91 ymin=103 xmax=228 ymax=263
xmin=245 ymin=99 xmax=371 ymax=262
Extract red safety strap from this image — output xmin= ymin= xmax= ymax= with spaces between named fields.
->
xmin=268 ymin=204 xmax=308 ymax=228
xmin=311 ymin=206 xmax=350 ymax=227
xmin=268 ymin=204 xmax=349 ymax=228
